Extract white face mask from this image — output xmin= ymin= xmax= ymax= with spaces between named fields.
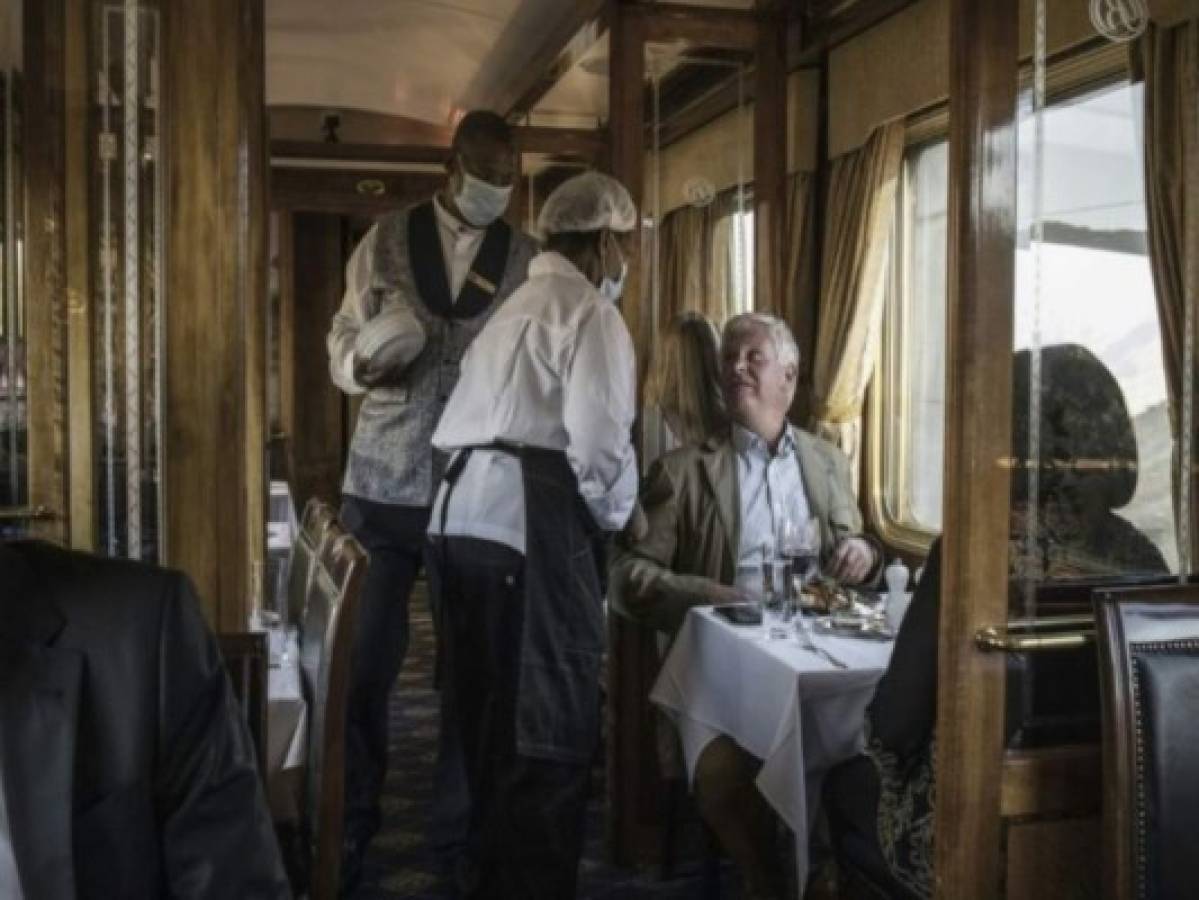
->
xmin=599 ymin=260 xmax=628 ymax=303
xmin=454 ymin=170 xmax=512 ymax=228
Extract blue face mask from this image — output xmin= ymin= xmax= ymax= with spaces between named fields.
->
xmin=454 ymin=170 xmax=513 ymax=228
xmin=599 ymin=260 xmax=628 ymax=303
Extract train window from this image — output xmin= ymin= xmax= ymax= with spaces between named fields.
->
xmin=728 ymin=205 xmax=755 ymax=315
xmin=874 ymin=77 xmax=1178 ymax=568
xmin=874 ymin=136 xmax=948 ymax=544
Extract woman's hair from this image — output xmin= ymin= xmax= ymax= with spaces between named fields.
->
xmin=643 ymin=311 xmax=727 ymax=445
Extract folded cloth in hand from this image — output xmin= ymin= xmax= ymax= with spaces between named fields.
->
xmin=355 ymin=304 xmax=427 ymax=376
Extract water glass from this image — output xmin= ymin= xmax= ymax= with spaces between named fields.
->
xmin=761 ymin=558 xmax=792 ymax=640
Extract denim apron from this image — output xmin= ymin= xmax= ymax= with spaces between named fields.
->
xmin=439 ymin=444 xmax=605 ymax=765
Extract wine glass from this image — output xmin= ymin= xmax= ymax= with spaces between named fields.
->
xmin=777 ymin=511 xmax=820 ymax=599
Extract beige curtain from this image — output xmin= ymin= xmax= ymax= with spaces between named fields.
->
xmin=1134 ymin=18 xmax=1199 ymax=568
xmin=656 ymin=189 xmax=743 ymax=331
xmin=809 ymin=121 xmax=905 ymax=470
xmin=783 ymin=172 xmax=817 ymax=423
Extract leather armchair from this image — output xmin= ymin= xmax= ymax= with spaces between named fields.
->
xmin=1095 ymin=584 xmax=1199 ymax=900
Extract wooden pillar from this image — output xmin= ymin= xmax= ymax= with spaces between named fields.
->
xmin=162 ymin=0 xmax=267 ymax=630
xmin=605 ymin=0 xmax=661 ymax=868
xmin=753 ymin=2 xmax=787 ymax=316
xmin=934 ymin=0 xmax=1018 ymax=896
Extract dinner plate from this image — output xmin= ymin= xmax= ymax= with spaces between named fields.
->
xmin=813 ymin=614 xmax=895 ymax=641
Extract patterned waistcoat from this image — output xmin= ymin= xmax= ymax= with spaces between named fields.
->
xmin=343 ymin=204 xmax=537 ymax=506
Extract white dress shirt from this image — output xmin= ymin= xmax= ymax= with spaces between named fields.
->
xmin=429 ymin=251 xmax=638 ymax=552
xmin=733 ymin=422 xmax=813 ymax=592
xmin=328 ymin=194 xmax=484 ymax=394
xmin=0 ymin=743 xmax=26 ymax=900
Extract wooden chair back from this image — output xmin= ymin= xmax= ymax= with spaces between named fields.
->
xmin=216 ymin=631 xmax=269 ymax=776
xmin=287 ymin=498 xmax=338 ymax=628
xmin=1094 ymin=583 xmax=1199 ymax=900
xmin=297 ymin=521 xmax=367 ymax=900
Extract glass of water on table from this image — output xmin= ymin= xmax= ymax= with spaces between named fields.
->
xmin=759 ymin=546 xmax=791 ymax=639
xmin=777 ymin=512 xmax=821 ymax=638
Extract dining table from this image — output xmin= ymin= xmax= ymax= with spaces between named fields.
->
xmin=650 ymin=605 xmax=894 ymax=893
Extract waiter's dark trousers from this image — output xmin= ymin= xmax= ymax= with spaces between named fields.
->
xmin=428 ymin=536 xmax=592 ymax=900
xmin=340 ymin=496 xmax=467 ymax=854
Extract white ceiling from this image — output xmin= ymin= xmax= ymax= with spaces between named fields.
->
xmin=265 ymin=0 xmax=759 ymax=130
xmin=266 ymin=0 xmax=531 ymax=126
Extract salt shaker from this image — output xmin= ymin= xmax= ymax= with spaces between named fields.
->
xmin=884 ymin=558 xmax=910 ymax=596
xmin=884 ymin=558 xmax=911 ymax=633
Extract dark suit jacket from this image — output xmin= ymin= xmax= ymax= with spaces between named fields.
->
xmin=0 ymin=541 xmax=291 ymax=899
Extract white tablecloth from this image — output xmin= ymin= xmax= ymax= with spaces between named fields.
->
xmin=264 ymin=628 xmax=307 ymax=821
xmin=650 ymin=607 xmax=893 ymax=892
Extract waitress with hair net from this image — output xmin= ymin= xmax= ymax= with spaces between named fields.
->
xmin=427 ymin=171 xmax=638 ymax=899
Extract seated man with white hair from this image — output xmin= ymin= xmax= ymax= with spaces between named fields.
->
xmin=427 ymin=170 xmax=639 ymax=899
xmin=611 ymin=311 xmax=881 ymax=900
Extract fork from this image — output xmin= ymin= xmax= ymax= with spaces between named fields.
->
xmin=796 ymin=626 xmax=848 ymax=669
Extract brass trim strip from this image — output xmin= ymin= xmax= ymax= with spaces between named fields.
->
xmin=1005 ymin=613 xmax=1094 ymax=630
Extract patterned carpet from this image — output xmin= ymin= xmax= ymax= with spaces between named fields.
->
xmin=350 ymin=586 xmax=735 ymax=899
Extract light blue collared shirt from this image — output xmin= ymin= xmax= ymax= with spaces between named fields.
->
xmin=732 ymin=422 xmax=812 ymax=593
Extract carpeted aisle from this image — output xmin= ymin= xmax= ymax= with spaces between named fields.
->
xmin=351 ymin=586 xmax=732 ymax=899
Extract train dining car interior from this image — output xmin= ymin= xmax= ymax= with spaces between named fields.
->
xmin=2 ymin=0 xmax=1198 ymax=898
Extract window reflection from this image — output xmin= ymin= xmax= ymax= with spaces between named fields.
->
xmin=877 ymin=76 xmax=1178 ymax=573
xmin=1 ymin=61 xmax=29 ymax=534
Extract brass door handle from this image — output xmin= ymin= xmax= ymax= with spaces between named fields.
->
xmin=973 ymin=623 xmax=1098 ymax=651
xmin=0 ymin=505 xmax=59 ymax=522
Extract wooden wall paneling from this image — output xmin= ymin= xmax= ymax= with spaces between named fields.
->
xmin=934 ymin=0 xmax=1019 ymax=896
xmin=271 ymin=140 xmax=449 ymax=166
xmin=999 ymin=746 xmax=1101 ymax=819
xmin=270 ymin=167 xmax=442 ymax=216
xmin=22 ymin=0 xmax=70 ymax=542
xmin=513 ymin=126 xmax=607 ymax=162
xmin=162 ymin=0 xmax=266 ymax=630
xmin=753 ymin=2 xmax=787 ymax=316
xmin=1005 ymin=817 xmax=1102 ymax=900
xmin=64 ymin=0 xmax=93 ymax=550
xmin=635 ymin=3 xmax=758 ymax=51
xmin=289 ymin=212 xmax=346 ymax=515
xmin=606 ymin=0 xmax=660 ymax=868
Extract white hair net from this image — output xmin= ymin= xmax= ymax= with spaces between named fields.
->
xmin=537 ymin=171 xmax=637 ymax=236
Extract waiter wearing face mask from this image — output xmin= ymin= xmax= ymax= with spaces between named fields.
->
xmin=326 ymin=110 xmax=537 ymax=891
xmin=426 ymin=172 xmax=638 ymax=899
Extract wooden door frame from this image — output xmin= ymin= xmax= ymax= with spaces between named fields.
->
xmin=933 ymin=0 xmax=1018 ymax=896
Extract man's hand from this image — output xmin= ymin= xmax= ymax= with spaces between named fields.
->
xmin=353 ymin=354 xmax=407 ymax=389
xmin=705 ymin=582 xmax=750 ymax=605
xmin=827 ymin=537 xmax=876 ymax=584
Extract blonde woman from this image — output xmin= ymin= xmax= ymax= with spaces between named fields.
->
xmin=642 ymin=311 xmax=727 ymax=472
